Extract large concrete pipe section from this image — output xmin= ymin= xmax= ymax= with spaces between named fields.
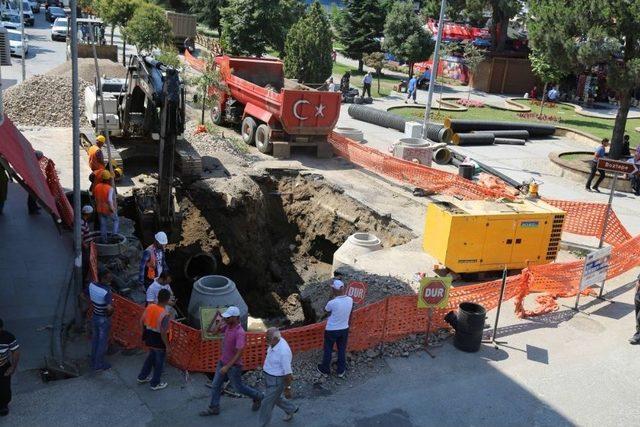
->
xmin=188 ymin=275 xmax=249 ymax=329
xmin=444 ymin=118 xmax=555 ymax=137
xmin=393 ymin=138 xmax=433 ymax=166
xmin=333 ymin=232 xmax=383 ymax=273
xmin=333 ymin=127 xmax=365 ymax=142
xmin=86 ymin=231 xmax=128 ymax=257
xmin=184 ymin=252 xmax=218 ymax=281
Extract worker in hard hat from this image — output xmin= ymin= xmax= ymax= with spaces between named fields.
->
xmin=139 ymin=231 xmax=170 ymax=290
xmin=88 ymin=136 xmax=106 ymax=193
xmin=93 ymin=170 xmax=119 ymax=243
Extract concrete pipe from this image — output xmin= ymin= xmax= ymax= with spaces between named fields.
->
xmin=188 ymin=275 xmax=249 ymax=329
xmin=332 ymin=232 xmax=383 ymax=273
xmin=86 ymin=231 xmax=128 ymax=257
xmin=184 ymin=252 xmax=218 ymax=281
xmin=393 ymin=138 xmax=433 ymax=166
xmin=433 ymin=147 xmax=453 ymax=165
xmin=334 ymin=127 xmax=364 ymax=142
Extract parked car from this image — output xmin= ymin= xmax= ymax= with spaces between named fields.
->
xmin=50 ymin=16 xmax=67 ymax=41
xmin=45 ymin=6 xmax=65 ymax=22
xmin=7 ymin=28 xmax=29 ymax=57
xmin=21 ymin=1 xmax=34 ymax=26
xmin=1 ymin=13 xmax=24 ymax=31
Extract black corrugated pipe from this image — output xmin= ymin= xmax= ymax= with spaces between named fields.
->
xmin=444 ymin=118 xmax=555 ymax=137
xmin=472 ymin=130 xmax=530 ymax=140
xmin=494 ymin=138 xmax=526 ymax=146
xmin=452 ymin=133 xmax=495 ymax=146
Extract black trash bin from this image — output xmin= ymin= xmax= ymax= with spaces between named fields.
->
xmin=453 ymin=302 xmax=486 ymax=352
xmin=458 ymin=164 xmax=474 ymax=180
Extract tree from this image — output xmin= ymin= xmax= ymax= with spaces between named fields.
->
xmin=220 ymin=0 xmax=273 ymax=56
xmin=268 ymin=0 xmax=307 ymax=57
xmin=336 ymin=0 xmax=386 ymax=72
xmin=529 ymin=51 xmax=566 ymax=115
xmin=284 ymin=1 xmax=333 ymax=84
xmin=186 ymin=0 xmax=227 ymax=35
xmin=154 ymin=45 xmax=182 ymax=68
xmin=363 ymin=52 xmax=387 ymax=95
xmin=528 ymin=0 xmax=640 ymax=158
xmin=95 ymin=0 xmax=141 ymax=46
xmin=463 ymin=42 xmax=485 ymax=99
xmin=190 ymin=53 xmax=225 ymax=125
xmin=383 ymin=1 xmax=434 ymax=77
xmin=125 ymin=4 xmax=172 ymax=53
xmin=466 ymin=0 xmax=520 ymax=52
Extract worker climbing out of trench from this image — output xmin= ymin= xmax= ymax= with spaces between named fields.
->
xmin=140 ymin=232 xmax=170 ymax=291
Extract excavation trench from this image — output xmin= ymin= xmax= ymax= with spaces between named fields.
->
xmin=166 ymin=170 xmax=415 ymax=326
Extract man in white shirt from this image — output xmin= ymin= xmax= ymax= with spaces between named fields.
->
xmin=145 ymin=272 xmax=174 ymax=305
xmin=258 ymin=328 xmax=298 ymax=426
xmin=317 ymin=280 xmax=353 ymax=378
xmin=362 ymin=71 xmax=373 ymax=98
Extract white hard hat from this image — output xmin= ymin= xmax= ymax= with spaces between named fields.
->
xmin=221 ymin=306 xmax=240 ymax=318
xmin=81 ymin=205 xmax=94 ymax=214
xmin=155 ymin=231 xmax=168 ymax=245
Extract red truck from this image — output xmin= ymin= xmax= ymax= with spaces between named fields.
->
xmin=210 ymin=56 xmax=341 ymax=158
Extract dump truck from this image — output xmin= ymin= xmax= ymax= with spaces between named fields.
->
xmin=165 ymin=11 xmax=196 ymax=52
xmin=211 ymin=55 xmax=341 ymax=158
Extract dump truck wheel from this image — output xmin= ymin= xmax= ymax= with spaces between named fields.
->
xmin=241 ymin=117 xmax=257 ymax=145
xmin=211 ymin=105 xmax=224 ymax=125
xmin=255 ymin=124 xmax=273 ymax=154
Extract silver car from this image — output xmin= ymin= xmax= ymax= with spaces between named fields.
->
xmin=50 ymin=17 xmax=67 ymax=41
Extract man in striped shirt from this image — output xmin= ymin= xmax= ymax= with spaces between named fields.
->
xmin=89 ymin=267 xmax=114 ymax=371
xmin=81 ymin=205 xmax=94 ymax=285
xmin=0 ymin=318 xmax=20 ymax=416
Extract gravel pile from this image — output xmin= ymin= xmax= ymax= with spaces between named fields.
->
xmin=4 ymin=75 xmax=91 ymax=127
xmin=184 ymin=121 xmax=258 ymax=165
xmin=46 ymin=58 xmax=127 ymax=82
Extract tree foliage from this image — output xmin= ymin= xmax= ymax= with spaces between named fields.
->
xmin=190 ymin=53 xmax=225 ymax=124
xmin=383 ymin=1 xmax=434 ymax=76
xmin=336 ymin=0 xmax=386 ymax=72
xmin=462 ymin=41 xmax=485 ymax=99
xmin=528 ymin=0 xmax=640 ymax=158
xmin=364 ymin=51 xmax=387 ymax=93
xmin=284 ymin=1 xmax=333 ymax=84
xmin=95 ymin=0 xmax=142 ymax=44
xmin=125 ymin=3 xmax=172 ymax=53
xmin=268 ymin=0 xmax=307 ymax=57
xmin=465 ymin=0 xmax=520 ymax=52
xmin=220 ymin=0 xmax=273 ymax=56
xmin=186 ymin=0 xmax=227 ymax=33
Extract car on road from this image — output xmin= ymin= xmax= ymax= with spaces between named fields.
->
xmin=21 ymin=1 xmax=35 ymax=26
xmin=45 ymin=6 xmax=65 ymax=22
xmin=7 ymin=28 xmax=29 ymax=57
xmin=1 ymin=13 xmax=24 ymax=31
xmin=50 ymin=16 xmax=66 ymax=41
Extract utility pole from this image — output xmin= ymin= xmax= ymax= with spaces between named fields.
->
xmin=421 ymin=0 xmax=446 ymax=139
xmin=19 ymin=0 xmax=25 ymax=81
xmin=70 ymin=0 xmax=83 ymax=327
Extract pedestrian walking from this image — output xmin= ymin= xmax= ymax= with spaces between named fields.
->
xmin=137 ymin=289 xmax=172 ymax=390
xmin=139 ymin=231 xmax=169 ymax=291
xmin=629 ymin=275 xmax=640 ymax=344
xmin=200 ymin=306 xmax=263 ymax=416
xmin=317 ymin=280 xmax=353 ymax=378
xmin=627 ymin=147 xmax=640 ymax=196
xmin=585 ymin=138 xmax=609 ymax=192
xmin=340 ymin=72 xmax=351 ymax=93
xmin=405 ymin=75 xmax=418 ymax=104
xmin=327 ymin=77 xmax=336 ymax=92
xmin=89 ymin=267 xmax=114 ymax=371
xmin=93 ymin=170 xmax=118 ymax=242
xmin=258 ymin=328 xmax=298 ymax=426
xmin=622 ymin=134 xmax=631 ymax=157
xmin=362 ymin=71 xmax=373 ymax=98
xmin=0 ymin=318 xmax=20 ymax=417
xmin=146 ymin=272 xmax=174 ymax=305
xmin=0 ymin=163 xmax=8 ymax=215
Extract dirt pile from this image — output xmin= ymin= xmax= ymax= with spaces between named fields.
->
xmin=4 ymin=75 xmax=91 ymax=127
xmin=46 ymin=58 xmax=127 ymax=82
xmin=184 ymin=120 xmax=258 ymax=165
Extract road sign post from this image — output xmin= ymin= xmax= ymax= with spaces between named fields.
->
xmin=418 ymin=277 xmax=452 ymax=358
xmin=483 ymin=266 xmax=508 ymax=348
xmin=573 ymin=246 xmax=612 ymax=311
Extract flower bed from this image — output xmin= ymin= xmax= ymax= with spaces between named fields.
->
xmin=517 ymin=112 xmax=561 ymax=122
xmin=456 ymin=98 xmax=485 ymax=108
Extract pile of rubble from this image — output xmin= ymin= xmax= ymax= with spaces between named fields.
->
xmin=184 ymin=121 xmax=258 ymax=165
xmin=4 ymin=75 xmax=91 ymax=127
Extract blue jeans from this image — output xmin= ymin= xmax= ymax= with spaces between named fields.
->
xmin=99 ymin=213 xmax=119 ymax=243
xmin=138 ymin=348 xmax=166 ymax=387
xmin=320 ymin=328 xmax=349 ymax=375
xmin=91 ymin=315 xmax=111 ymax=370
xmin=208 ymin=360 xmax=262 ymax=408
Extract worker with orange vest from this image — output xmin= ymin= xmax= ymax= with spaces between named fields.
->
xmin=139 ymin=231 xmax=169 ymax=290
xmin=93 ymin=170 xmax=119 ymax=243
xmin=137 ymin=288 xmax=171 ymax=390
xmin=88 ymin=136 xmax=106 ymax=193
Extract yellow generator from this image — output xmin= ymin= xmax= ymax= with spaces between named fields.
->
xmin=423 ymin=198 xmax=565 ymax=273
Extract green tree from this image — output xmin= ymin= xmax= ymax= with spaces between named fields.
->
xmin=95 ymin=0 xmax=141 ymax=45
xmin=154 ymin=45 xmax=182 ymax=68
xmin=363 ymin=51 xmax=387 ymax=94
xmin=190 ymin=53 xmax=225 ymax=125
xmin=284 ymin=1 xmax=333 ymax=84
xmin=462 ymin=42 xmax=485 ymax=100
xmin=125 ymin=4 xmax=173 ymax=53
xmin=466 ymin=0 xmax=520 ymax=52
xmin=383 ymin=1 xmax=434 ymax=77
xmin=529 ymin=51 xmax=566 ymax=115
xmin=186 ymin=0 xmax=227 ymax=35
xmin=220 ymin=0 xmax=272 ymax=56
xmin=337 ymin=0 xmax=386 ymax=72
xmin=528 ymin=0 xmax=640 ymax=158
xmin=268 ymin=0 xmax=307 ymax=57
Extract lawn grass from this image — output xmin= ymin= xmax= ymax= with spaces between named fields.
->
xmin=392 ymin=100 xmax=640 ymax=145
xmin=332 ymin=62 xmax=405 ymax=97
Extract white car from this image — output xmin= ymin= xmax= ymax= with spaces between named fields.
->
xmin=21 ymin=1 xmax=34 ymax=25
xmin=50 ymin=16 xmax=67 ymax=41
xmin=7 ymin=28 xmax=28 ymax=57
xmin=1 ymin=13 xmax=23 ymax=31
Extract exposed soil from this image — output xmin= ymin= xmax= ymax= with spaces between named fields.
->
xmin=167 ymin=169 xmax=415 ymax=326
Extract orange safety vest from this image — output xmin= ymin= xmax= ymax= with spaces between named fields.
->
xmin=88 ymin=146 xmax=104 ymax=172
xmin=142 ymin=303 xmax=171 ymax=344
xmin=145 ymin=245 xmax=158 ymax=279
xmin=94 ymin=182 xmax=112 ymax=215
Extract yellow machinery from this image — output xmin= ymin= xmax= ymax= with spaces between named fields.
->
xmin=423 ymin=198 xmax=565 ymax=273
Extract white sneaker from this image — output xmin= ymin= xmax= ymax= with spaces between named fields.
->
xmin=151 ymin=382 xmax=168 ymax=390
xmin=283 ymin=407 xmax=299 ymax=422
xmin=137 ymin=376 xmax=152 ymax=384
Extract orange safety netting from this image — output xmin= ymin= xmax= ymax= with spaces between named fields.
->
xmin=184 ymin=50 xmax=205 ymax=72
xmin=93 ymin=133 xmax=640 ymax=373
xmin=39 ymin=156 xmax=74 ymax=227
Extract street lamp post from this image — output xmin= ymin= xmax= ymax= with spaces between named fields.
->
xmin=19 ymin=0 xmax=25 ymax=81
xmin=421 ymin=0 xmax=446 ymax=139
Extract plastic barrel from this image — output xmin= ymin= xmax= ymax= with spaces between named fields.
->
xmin=453 ymin=302 xmax=486 ymax=352
xmin=458 ymin=164 xmax=474 ymax=180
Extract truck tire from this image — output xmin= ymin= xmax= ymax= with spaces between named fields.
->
xmin=241 ymin=117 xmax=257 ymax=145
xmin=255 ymin=124 xmax=273 ymax=154
xmin=211 ymin=105 xmax=224 ymax=126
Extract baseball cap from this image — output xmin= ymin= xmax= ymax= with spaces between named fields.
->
xmin=154 ymin=231 xmax=168 ymax=245
xmin=82 ymin=205 xmax=94 ymax=214
xmin=331 ymin=279 xmax=345 ymax=290
xmin=221 ymin=306 xmax=240 ymax=318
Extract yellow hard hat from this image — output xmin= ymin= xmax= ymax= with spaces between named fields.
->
xmin=96 ymin=135 xmax=106 ymax=145
xmin=101 ymin=170 xmax=111 ymax=181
